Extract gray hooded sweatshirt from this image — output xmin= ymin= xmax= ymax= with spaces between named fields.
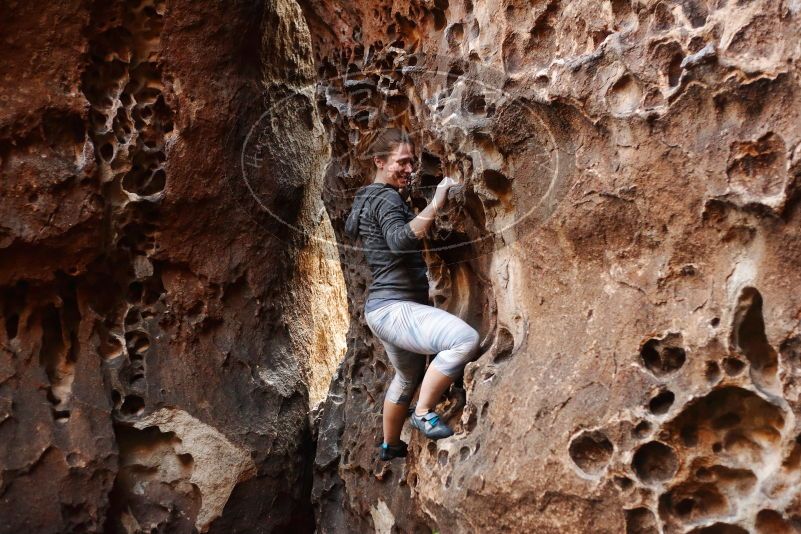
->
xmin=344 ymin=183 xmax=430 ymax=313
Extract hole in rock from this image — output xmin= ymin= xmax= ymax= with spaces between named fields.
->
xmin=125 ymin=331 xmax=150 ymax=355
xmin=568 ymin=430 xmax=614 ymax=475
xmin=632 ymin=441 xmax=678 ymax=484
xmin=120 ymin=395 xmax=145 ymax=416
xmin=756 ymin=509 xmax=793 ymax=534
xmin=607 ymin=74 xmax=642 ymax=115
xmin=641 ymin=335 xmax=686 ymax=377
xmin=625 ymin=507 xmax=658 ymax=534
xmin=446 ymin=23 xmax=464 ymax=46
xmin=705 ymin=361 xmax=721 ymax=382
xmin=681 ymin=424 xmax=699 ymax=447
xmin=492 ymin=327 xmax=514 ymax=363
xmin=446 ymin=64 xmax=464 ymax=89
xmin=418 ymin=152 xmax=442 ymax=186
xmin=634 ymin=421 xmax=652 ymax=439
xmin=464 ymin=92 xmax=486 ymax=114
xmin=1 ymin=284 xmax=26 ymax=340
xmin=592 ymin=29 xmax=612 ymax=47
xmin=39 ymin=293 xmax=79 ymax=418
xmin=5 ymin=313 xmax=19 ymax=340
xmin=124 ymin=307 xmax=142 ymax=327
xmin=687 ymin=523 xmax=748 ymax=534
xmin=675 ymin=498 xmax=695 ymax=516
xmin=432 ymin=8 xmax=447 ymax=31
xmin=615 ymin=476 xmax=634 ymax=491
xmin=695 ymin=467 xmax=712 ymax=481
xmin=100 ymin=335 xmax=124 ymax=360
xmin=142 ymin=280 xmax=165 ymax=306
xmin=127 ymin=282 xmax=143 ymax=303
xmin=482 ymin=170 xmax=512 ymax=201
xmin=660 ymin=464 xmax=753 ymax=525
xmin=464 ymin=406 xmax=477 ymax=431
xmin=649 ymin=390 xmax=675 ymax=415
xmin=53 ymin=410 xmax=71 ymax=422
xmin=722 ymin=357 xmax=745 ymax=376
xmin=664 ymin=385 xmax=784 ymax=496
xmin=731 ymin=287 xmax=778 ymax=387
xmin=144 ymin=168 xmax=167 ymax=195
xmin=100 ymin=142 xmax=114 ymax=161
xmin=667 ymin=54 xmax=684 ymax=87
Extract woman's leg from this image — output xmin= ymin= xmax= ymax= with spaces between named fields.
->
xmin=369 ymin=301 xmax=480 ymax=415
xmin=409 ymin=303 xmax=480 ymax=415
xmin=415 ymin=367 xmax=455 ymax=416
xmin=378 ymin=342 xmax=425 ymax=445
xmin=366 ymin=303 xmax=426 ymax=445
xmin=383 ymin=398 xmax=409 ymax=446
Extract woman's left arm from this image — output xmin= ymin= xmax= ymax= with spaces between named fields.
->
xmin=408 ymin=176 xmax=457 ymax=238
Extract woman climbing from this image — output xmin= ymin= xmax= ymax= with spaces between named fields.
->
xmin=344 ymin=128 xmax=481 ymax=461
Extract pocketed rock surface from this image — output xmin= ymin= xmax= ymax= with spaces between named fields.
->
xmin=0 ymin=0 xmax=345 ymax=532
xmin=305 ymin=1 xmax=801 ymax=533
xmin=2 ymin=1 xmax=801 ymax=533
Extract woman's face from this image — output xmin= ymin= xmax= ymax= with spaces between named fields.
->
xmin=376 ymin=143 xmax=415 ymax=189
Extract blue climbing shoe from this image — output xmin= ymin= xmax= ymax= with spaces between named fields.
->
xmin=410 ymin=411 xmax=453 ymax=440
xmin=379 ymin=440 xmax=408 ymax=461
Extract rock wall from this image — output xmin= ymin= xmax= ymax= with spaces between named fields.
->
xmin=3 ymin=0 xmax=801 ymax=533
xmin=305 ymin=0 xmax=801 ymax=533
xmin=0 ymin=0 xmax=340 ymax=532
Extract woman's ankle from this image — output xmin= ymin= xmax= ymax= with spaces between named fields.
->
xmin=414 ymin=406 xmax=430 ymax=416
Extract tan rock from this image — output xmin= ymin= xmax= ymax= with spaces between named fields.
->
xmin=306 ymin=0 xmax=801 ymax=532
xmin=133 ymin=408 xmax=257 ymax=532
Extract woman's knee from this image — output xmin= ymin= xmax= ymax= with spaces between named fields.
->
xmin=465 ymin=327 xmax=480 ymax=353
xmin=431 ymin=327 xmax=480 ymax=377
xmin=454 ymin=326 xmax=480 ymax=360
xmin=386 ymin=373 xmax=420 ymax=405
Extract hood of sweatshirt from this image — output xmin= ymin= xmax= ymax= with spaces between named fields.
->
xmin=344 ymin=183 xmax=398 ymax=240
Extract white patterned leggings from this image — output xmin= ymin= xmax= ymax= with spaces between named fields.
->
xmin=365 ymin=300 xmax=480 ymax=405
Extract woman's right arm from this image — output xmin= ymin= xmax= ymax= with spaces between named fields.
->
xmin=372 ymin=177 xmax=459 ymax=253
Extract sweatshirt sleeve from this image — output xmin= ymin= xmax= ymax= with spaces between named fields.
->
xmin=371 ymin=190 xmax=422 ymax=253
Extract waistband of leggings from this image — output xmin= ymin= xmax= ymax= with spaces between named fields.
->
xmin=364 ymin=299 xmax=409 ymax=317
